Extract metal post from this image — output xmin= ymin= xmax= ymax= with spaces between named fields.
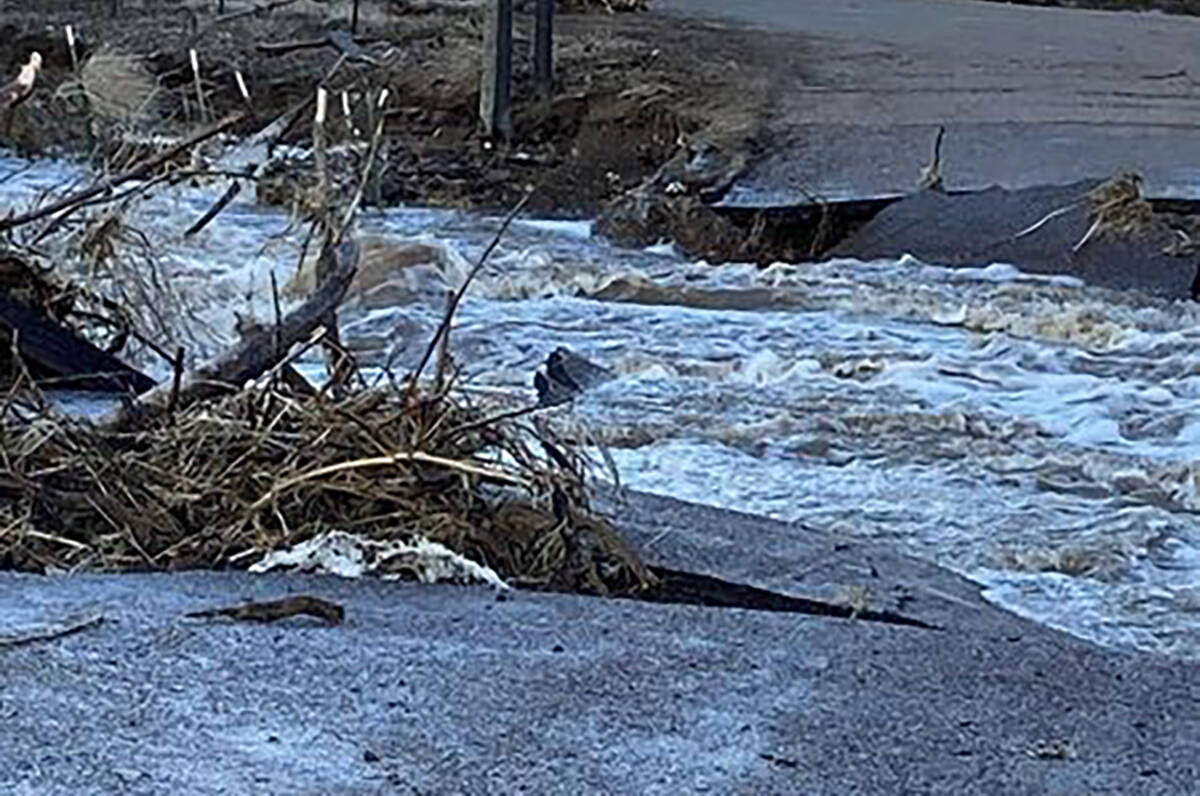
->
xmin=352 ymin=0 xmax=360 ymax=34
xmin=479 ymin=0 xmax=513 ymax=140
xmin=533 ymin=0 xmax=554 ymax=101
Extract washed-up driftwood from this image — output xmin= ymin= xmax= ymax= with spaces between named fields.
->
xmin=104 ymin=237 xmax=359 ymax=430
xmin=185 ymin=595 xmax=343 ymax=625
xmin=0 ymin=293 xmax=156 ymax=393
xmin=256 ymin=31 xmax=379 ymax=65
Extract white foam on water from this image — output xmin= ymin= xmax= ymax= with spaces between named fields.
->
xmin=6 ymin=152 xmax=1200 ymax=659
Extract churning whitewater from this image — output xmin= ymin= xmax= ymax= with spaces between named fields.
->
xmin=5 ymin=152 xmax=1200 ymax=659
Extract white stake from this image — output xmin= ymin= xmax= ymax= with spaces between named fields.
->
xmin=234 ymin=69 xmax=250 ymax=104
xmin=315 ymin=87 xmax=327 ymax=126
xmin=189 ymin=48 xmax=207 ymax=121
xmin=65 ymin=25 xmax=78 ymax=73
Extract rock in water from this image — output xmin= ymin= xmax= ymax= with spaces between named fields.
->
xmin=534 ymin=347 xmax=615 ymax=407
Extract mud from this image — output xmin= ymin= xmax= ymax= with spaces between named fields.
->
xmin=0 ymin=0 xmax=787 ymax=220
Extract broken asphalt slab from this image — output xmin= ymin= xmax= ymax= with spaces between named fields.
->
xmin=829 ymin=178 xmax=1200 ymax=299
xmin=3 ymin=492 xmax=1199 ymax=794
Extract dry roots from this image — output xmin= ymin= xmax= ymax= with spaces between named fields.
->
xmin=0 ymin=380 xmax=656 ymax=596
xmin=1074 ymin=172 xmax=1153 ymax=252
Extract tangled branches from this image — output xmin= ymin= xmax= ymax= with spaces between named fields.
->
xmin=0 ymin=379 xmax=655 ymax=596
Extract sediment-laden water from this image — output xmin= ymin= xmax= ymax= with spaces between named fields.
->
xmin=5 ymin=152 xmax=1200 ymax=659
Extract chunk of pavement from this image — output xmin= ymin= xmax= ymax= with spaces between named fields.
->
xmin=830 ymin=178 xmax=1200 ymax=299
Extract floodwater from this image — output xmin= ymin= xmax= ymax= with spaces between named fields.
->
xmin=4 ymin=152 xmax=1200 ymax=660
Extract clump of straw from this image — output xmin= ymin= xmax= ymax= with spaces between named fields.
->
xmin=1074 ymin=172 xmax=1153 ymax=253
xmin=0 ymin=379 xmax=655 ymax=596
xmin=55 ymin=45 xmax=159 ymax=124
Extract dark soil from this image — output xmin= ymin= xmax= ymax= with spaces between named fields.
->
xmin=0 ymin=0 xmax=790 ymax=221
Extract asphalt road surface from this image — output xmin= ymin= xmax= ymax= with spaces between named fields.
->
xmin=4 ymin=493 xmax=1199 ymax=794
xmin=656 ymin=0 xmax=1200 ymax=204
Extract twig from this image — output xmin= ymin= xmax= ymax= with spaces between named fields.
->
xmin=407 ymin=189 xmax=533 ymax=396
xmin=264 ymin=324 xmax=328 ymax=384
xmin=184 ymin=178 xmax=243 ymax=238
xmin=250 ymin=450 xmax=530 ymax=510
xmin=917 ymin=125 xmax=945 ymax=192
xmin=8 ymin=330 xmax=46 ymax=414
xmin=0 ymin=614 xmax=104 ymax=648
xmin=443 ymin=403 xmax=542 ymax=443
xmin=167 ymin=345 xmax=186 ymax=417
xmin=1011 ymin=201 xmax=1084 ymax=241
xmin=185 ymin=595 xmax=342 ymax=625
xmin=1072 ymin=214 xmax=1105 ymax=254
xmin=435 ymin=289 xmax=453 ymax=393
xmin=270 ymin=269 xmax=283 ymax=363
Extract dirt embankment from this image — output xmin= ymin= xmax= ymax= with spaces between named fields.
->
xmin=0 ymin=0 xmax=799 ymax=250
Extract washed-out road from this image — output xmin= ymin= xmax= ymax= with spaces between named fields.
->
xmin=656 ymin=0 xmax=1200 ymax=203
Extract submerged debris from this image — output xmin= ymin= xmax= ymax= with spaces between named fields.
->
xmin=534 ymin=346 xmax=615 ymax=407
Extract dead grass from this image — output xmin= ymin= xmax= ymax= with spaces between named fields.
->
xmin=0 ymin=377 xmax=655 ymax=596
xmin=1074 ymin=172 xmax=1153 ymax=252
xmin=55 ymin=45 xmax=159 ymax=125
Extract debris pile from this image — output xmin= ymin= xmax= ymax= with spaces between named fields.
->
xmin=0 ymin=364 xmax=654 ymax=596
xmin=0 ymin=3 xmax=658 ymax=599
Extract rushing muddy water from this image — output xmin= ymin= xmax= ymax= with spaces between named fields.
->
xmin=5 ymin=153 xmax=1200 ymax=660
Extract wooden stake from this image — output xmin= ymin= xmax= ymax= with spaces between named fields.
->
xmin=234 ymin=69 xmax=251 ymax=107
xmin=314 ymin=86 xmax=330 ymax=230
xmin=65 ymin=26 xmax=79 ymax=74
xmin=190 ymin=48 xmax=208 ymax=122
